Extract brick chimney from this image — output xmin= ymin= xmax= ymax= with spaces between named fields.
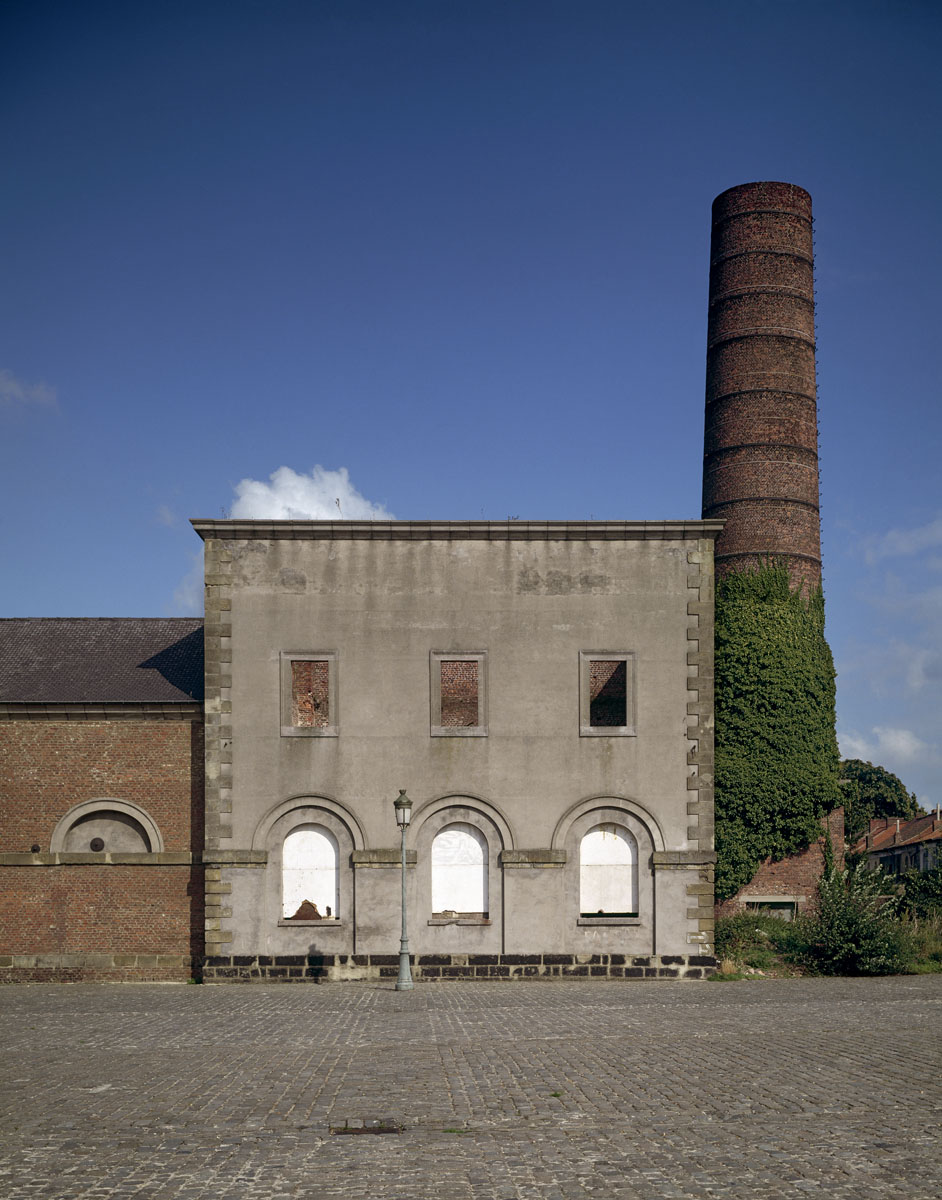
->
xmin=702 ymin=182 xmax=822 ymax=591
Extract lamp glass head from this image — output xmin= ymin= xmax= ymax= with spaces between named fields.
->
xmin=394 ymin=789 xmax=412 ymax=828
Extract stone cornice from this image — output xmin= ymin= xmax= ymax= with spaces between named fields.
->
xmin=192 ymin=519 xmax=725 ymax=542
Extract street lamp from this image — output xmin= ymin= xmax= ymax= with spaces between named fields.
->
xmin=393 ymin=789 xmax=414 ymax=991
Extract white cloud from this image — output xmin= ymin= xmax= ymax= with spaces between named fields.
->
xmin=0 ymin=368 xmax=58 ymax=411
xmin=173 ymin=550 xmax=204 ymax=615
xmin=156 ymin=504 xmax=176 ymax=527
xmin=230 ymin=465 xmax=394 ymax=521
xmin=863 ymin=515 xmax=942 ymax=565
xmin=838 ymin=724 xmax=936 ymax=769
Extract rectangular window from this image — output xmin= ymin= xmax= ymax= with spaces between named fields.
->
xmin=745 ymin=899 xmax=797 ymax=922
xmin=281 ymin=652 xmax=338 ymax=737
xmin=580 ymin=652 xmax=636 ymax=737
xmin=431 ymin=652 xmax=487 ymax=736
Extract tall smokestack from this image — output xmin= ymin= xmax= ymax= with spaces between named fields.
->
xmin=702 ymin=182 xmax=822 ymax=590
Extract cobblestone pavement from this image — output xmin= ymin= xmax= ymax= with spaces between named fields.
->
xmin=1 ymin=977 xmax=940 ymax=1199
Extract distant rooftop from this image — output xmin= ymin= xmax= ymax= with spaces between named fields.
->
xmin=854 ymin=814 xmax=942 ymax=855
xmin=0 ymin=618 xmax=204 ymax=704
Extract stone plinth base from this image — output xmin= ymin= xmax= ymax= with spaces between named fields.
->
xmin=0 ymin=952 xmax=195 ymax=983
xmin=201 ymin=952 xmax=715 ymax=982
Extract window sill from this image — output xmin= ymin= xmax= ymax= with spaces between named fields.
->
xmin=278 ymin=919 xmax=344 ymax=927
xmin=577 ymin=916 xmax=641 ymax=926
xmin=428 ymin=917 xmax=492 ymax=926
xmin=280 ymin=726 xmax=339 ymax=738
xmin=430 ymin=727 xmax=488 ymax=738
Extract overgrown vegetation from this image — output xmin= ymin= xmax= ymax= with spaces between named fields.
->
xmin=714 ymin=862 xmax=942 ymax=978
xmin=713 ymin=562 xmax=841 ymax=901
xmin=714 ymin=911 xmax=809 ymax=976
xmin=839 ymin=758 xmax=922 ymax=845
xmin=901 ymin=864 xmax=942 ymax=919
xmin=806 ymin=862 xmax=907 ymax=974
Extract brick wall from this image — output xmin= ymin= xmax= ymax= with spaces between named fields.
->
xmin=0 ymin=715 xmax=204 ymax=980
xmin=0 ymin=865 xmax=202 ymax=953
xmin=715 ymin=808 xmax=844 ymax=917
xmin=0 ymin=719 xmax=203 ymax=852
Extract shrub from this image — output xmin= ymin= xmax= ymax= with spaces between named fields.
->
xmin=805 ymin=862 xmax=907 ymax=975
xmin=714 ymin=911 xmax=810 ymax=969
xmin=901 ymin=865 xmax=942 ymax=919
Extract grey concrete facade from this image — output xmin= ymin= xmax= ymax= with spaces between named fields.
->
xmin=194 ymin=520 xmax=721 ymax=977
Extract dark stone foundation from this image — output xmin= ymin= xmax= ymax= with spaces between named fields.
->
xmin=200 ymin=952 xmax=716 ymax=983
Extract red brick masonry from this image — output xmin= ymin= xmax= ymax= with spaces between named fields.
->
xmin=716 ymin=808 xmax=844 ymax=918
xmin=0 ymin=718 xmax=204 ymax=980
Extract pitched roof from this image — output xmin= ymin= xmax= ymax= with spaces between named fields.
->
xmin=853 ymin=814 xmax=942 ymax=856
xmin=0 ymin=619 xmax=204 ymax=704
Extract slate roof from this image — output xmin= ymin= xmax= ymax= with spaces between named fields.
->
xmin=0 ymin=618 xmax=204 ymax=704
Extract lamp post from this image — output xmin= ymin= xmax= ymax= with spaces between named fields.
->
xmin=393 ymin=789 xmax=414 ymax=991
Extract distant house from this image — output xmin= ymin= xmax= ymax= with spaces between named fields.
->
xmin=854 ymin=813 xmax=942 ymax=876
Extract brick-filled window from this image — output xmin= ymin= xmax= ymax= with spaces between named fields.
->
xmin=579 ymin=652 xmax=636 ymax=736
xmin=292 ymin=660 xmax=330 ymax=727
xmin=441 ymin=659 xmax=478 ymax=727
xmin=431 ymin=651 xmax=487 ymax=737
xmin=281 ymin=652 xmax=338 ymax=737
xmin=589 ymin=660 xmax=627 ymax=727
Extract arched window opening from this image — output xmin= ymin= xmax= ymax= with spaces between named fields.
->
xmin=579 ymin=824 xmax=638 ymax=916
xmin=431 ymin=823 xmax=488 ymax=917
xmin=62 ymin=810 xmax=150 ymax=853
xmin=282 ymin=825 xmax=339 ymax=919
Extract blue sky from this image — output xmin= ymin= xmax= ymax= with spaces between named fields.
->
xmin=2 ymin=1 xmax=940 ymax=805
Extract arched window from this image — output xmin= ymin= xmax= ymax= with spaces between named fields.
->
xmin=579 ymin=824 xmax=638 ymax=916
xmin=431 ymin=823 xmax=488 ymax=917
xmin=282 ymin=825 xmax=339 ymax=919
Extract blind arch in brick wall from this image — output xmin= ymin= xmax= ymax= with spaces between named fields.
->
xmin=49 ymin=799 xmax=165 ymax=854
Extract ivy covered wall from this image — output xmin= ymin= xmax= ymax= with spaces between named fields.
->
xmin=713 ymin=562 xmax=841 ymax=901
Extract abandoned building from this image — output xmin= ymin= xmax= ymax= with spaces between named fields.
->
xmin=1 ymin=182 xmax=837 ymax=982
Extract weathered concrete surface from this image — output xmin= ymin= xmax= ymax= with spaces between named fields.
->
xmin=1 ymin=977 xmax=939 ymax=1198
xmin=196 ymin=523 xmax=719 ymax=963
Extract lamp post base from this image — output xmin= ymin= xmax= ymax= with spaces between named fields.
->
xmin=395 ymin=945 xmax=414 ymax=991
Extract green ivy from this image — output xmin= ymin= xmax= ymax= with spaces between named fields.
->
xmin=714 ymin=562 xmax=841 ymax=901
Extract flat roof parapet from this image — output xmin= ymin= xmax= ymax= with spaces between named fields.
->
xmin=191 ymin=519 xmax=725 ymax=542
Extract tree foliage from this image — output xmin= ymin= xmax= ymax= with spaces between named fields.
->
xmin=714 ymin=562 xmax=841 ymax=901
xmin=839 ymin=758 xmax=921 ymax=844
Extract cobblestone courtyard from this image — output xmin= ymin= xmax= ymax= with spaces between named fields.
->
xmin=1 ymin=977 xmax=939 ymax=1199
